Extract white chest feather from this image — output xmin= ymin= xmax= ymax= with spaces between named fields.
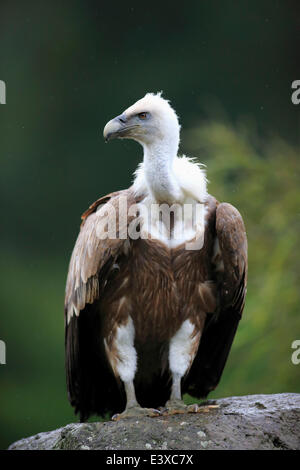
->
xmin=136 ymin=195 xmax=206 ymax=249
xmin=133 ymin=156 xmax=208 ymax=249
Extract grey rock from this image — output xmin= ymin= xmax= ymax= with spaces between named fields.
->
xmin=8 ymin=394 xmax=300 ymax=450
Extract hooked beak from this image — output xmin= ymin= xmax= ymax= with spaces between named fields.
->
xmin=103 ymin=114 xmax=138 ymax=142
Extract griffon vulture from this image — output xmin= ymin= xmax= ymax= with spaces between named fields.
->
xmin=65 ymin=92 xmax=247 ymax=421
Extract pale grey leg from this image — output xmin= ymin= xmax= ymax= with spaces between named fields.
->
xmin=170 ymin=372 xmax=182 ymax=401
xmin=124 ymin=380 xmax=139 ymax=409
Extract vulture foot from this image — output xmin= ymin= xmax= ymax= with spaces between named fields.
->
xmin=187 ymin=403 xmax=219 ymax=414
xmin=161 ymin=399 xmax=219 ymax=416
xmin=161 ymin=399 xmax=188 ymax=415
xmin=112 ymin=406 xmax=161 ymax=421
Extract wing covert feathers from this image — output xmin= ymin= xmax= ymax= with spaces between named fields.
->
xmin=64 ymin=188 xmax=138 ymax=323
xmin=216 ymin=202 xmax=248 ymax=311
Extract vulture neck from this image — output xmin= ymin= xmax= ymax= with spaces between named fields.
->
xmin=143 ymin=138 xmax=182 ymax=204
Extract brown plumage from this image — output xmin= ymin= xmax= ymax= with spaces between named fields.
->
xmin=64 ymin=93 xmax=247 ymax=421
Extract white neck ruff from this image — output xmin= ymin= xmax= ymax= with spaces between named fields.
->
xmin=133 ymin=155 xmax=208 ymax=205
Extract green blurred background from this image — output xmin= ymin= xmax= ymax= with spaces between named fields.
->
xmin=0 ymin=0 xmax=299 ymax=449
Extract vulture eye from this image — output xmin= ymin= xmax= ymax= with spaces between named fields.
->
xmin=138 ymin=112 xmax=148 ymax=120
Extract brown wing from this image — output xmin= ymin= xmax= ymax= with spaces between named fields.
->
xmin=184 ymin=201 xmax=248 ymax=398
xmin=64 ymin=188 xmax=138 ymax=421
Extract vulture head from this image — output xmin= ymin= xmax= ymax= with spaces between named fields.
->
xmin=103 ymin=92 xmax=180 ymax=153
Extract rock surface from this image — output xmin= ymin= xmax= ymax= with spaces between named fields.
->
xmin=8 ymin=394 xmax=300 ymax=450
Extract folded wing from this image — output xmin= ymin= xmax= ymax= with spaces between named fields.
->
xmin=184 ymin=202 xmax=248 ymax=398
